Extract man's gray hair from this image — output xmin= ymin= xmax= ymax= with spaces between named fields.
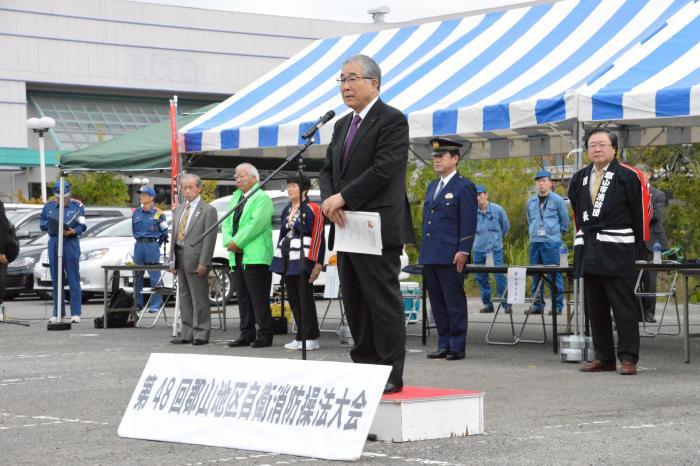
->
xmin=635 ymin=163 xmax=651 ymax=174
xmin=343 ymin=54 xmax=381 ymax=91
xmin=236 ymin=163 xmax=259 ymax=181
xmin=181 ymin=173 xmax=202 ymax=187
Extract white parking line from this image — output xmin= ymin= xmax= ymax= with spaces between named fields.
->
xmin=0 ymin=412 xmax=109 ymax=429
xmin=0 ymin=375 xmax=60 ymax=386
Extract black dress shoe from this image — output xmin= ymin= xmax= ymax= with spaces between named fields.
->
xmin=250 ymin=340 xmax=272 ymax=348
xmin=227 ymin=338 xmax=251 ymax=347
xmin=170 ymin=338 xmax=192 ymax=344
xmin=426 ymin=349 xmax=449 ymax=359
xmin=446 ymin=351 xmax=465 ymax=361
xmin=383 ymin=383 xmax=403 ymax=394
xmin=192 ymin=339 xmax=209 ymax=346
xmin=644 ymin=312 xmax=657 ymax=323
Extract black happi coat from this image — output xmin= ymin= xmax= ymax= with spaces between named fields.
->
xmin=568 ymin=158 xmax=650 ymax=278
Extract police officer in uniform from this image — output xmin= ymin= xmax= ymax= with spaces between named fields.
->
xmin=419 ymin=138 xmax=477 ymax=361
xmin=40 ymin=180 xmax=86 ymax=323
xmin=132 ymin=186 xmax=168 ymax=313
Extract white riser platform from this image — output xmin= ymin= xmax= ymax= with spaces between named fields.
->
xmin=369 ymin=386 xmax=484 ymax=442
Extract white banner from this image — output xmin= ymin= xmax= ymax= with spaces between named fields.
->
xmin=118 ymin=354 xmax=390 ymax=461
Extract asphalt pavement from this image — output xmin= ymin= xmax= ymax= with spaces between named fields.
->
xmin=1 ymin=295 xmax=699 ymax=465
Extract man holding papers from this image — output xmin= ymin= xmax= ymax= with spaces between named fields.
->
xmin=320 ymin=54 xmax=414 ymax=395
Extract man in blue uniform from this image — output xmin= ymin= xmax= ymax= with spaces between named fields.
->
xmin=419 ymin=138 xmax=477 ymax=361
xmin=132 ymin=186 xmax=168 ymax=313
xmin=40 ymin=180 xmax=86 ymax=323
xmin=526 ymin=170 xmax=569 ymax=315
xmin=473 ymin=185 xmax=511 ymax=314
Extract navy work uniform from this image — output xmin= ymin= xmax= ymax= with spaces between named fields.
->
xmin=40 ymin=181 xmax=86 ymax=320
xmin=132 ymin=186 xmax=168 ymax=312
xmin=419 ymin=138 xmax=478 ymax=360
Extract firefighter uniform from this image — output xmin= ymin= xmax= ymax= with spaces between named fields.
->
xmin=132 ymin=186 xmax=168 ymax=312
xmin=40 ymin=181 xmax=86 ymax=320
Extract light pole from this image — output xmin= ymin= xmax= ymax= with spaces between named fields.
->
xmin=25 ymin=116 xmax=56 ymax=203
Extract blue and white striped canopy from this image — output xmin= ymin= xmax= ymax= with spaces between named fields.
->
xmin=180 ymin=0 xmax=700 ymax=157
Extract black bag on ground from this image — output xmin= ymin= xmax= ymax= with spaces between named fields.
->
xmin=272 ymin=316 xmax=288 ymax=335
xmin=94 ymin=289 xmax=134 ymax=328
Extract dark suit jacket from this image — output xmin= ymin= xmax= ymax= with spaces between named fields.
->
xmin=319 ymin=98 xmax=414 ymax=249
xmin=644 ymin=186 xmax=669 ymax=251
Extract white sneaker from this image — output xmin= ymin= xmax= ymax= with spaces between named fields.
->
xmin=284 ymin=340 xmax=302 ymax=350
xmin=49 ymin=316 xmax=59 ymax=323
xmin=70 ymin=316 xmax=81 ymax=323
xmin=305 ymin=339 xmax=320 ymax=351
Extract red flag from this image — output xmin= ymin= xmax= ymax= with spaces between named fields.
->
xmin=169 ymin=97 xmax=180 ymax=207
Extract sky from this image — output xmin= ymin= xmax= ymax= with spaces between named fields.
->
xmin=133 ymin=0 xmax=536 ymax=23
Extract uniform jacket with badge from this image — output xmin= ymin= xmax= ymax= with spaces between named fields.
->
xmin=40 ymin=198 xmax=86 ymax=258
xmin=568 ymin=158 xmax=650 ymax=278
xmin=319 ymin=98 xmax=415 ymax=249
xmin=419 ymin=174 xmax=477 ymax=265
xmin=132 ymin=206 xmax=168 ymax=243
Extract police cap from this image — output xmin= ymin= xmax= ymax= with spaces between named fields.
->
xmin=138 ymin=186 xmax=156 ymax=197
xmin=430 ymin=138 xmax=462 ymax=156
xmin=53 ymin=180 xmax=71 ymax=195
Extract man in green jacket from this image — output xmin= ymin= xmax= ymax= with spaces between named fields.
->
xmin=224 ymin=163 xmax=275 ymax=348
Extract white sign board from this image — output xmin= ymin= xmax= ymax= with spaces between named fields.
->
xmin=323 ymin=265 xmax=340 ymax=299
xmin=118 ymin=354 xmax=390 ymax=461
xmin=335 ymin=211 xmax=383 ymax=255
xmin=507 ymin=267 xmax=527 ymax=304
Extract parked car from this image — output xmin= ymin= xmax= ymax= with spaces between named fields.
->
xmin=34 ymin=217 xmax=137 ymax=302
xmin=9 ymin=205 xmax=132 ymax=244
xmin=5 ymin=216 xmax=124 ymax=300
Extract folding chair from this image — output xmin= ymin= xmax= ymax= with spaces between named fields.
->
xmin=634 ymin=260 xmax=681 ymax=337
xmin=137 ymin=272 xmax=175 ymax=328
xmin=485 ymin=278 xmax=547 ymax=345
xmin=207 ymin=266 xmax=227 ymax=330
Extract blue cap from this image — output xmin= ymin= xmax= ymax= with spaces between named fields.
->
xmin=53 ymin=180 xmax=71 ymax=195
xmin=475 ymin=185 xmax=487 ymax=193
xmin=138 ymin=186 xmax=156 ymax=197
xmin=534 ymin=170 xmax=552 ymax=180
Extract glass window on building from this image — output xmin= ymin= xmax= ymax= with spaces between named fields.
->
xmin=28 ymin=92 xmax=211 ymax=152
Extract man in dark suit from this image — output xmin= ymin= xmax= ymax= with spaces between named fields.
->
xmin=320 ymin=54 xmax=414 ymax=395
xmin=419 ymin=138 xmax=477 ymax=361
xmin=169 ymin=174 xmax=218 ymax=345
xmin=635 ymin=163 xmax=669 ymax=323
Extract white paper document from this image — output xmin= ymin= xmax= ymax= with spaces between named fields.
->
xmin=507 ymin=267 xmax=527 ymax=304
xmin=323 ymin=265 xmax=340 ymax=298
xmin=335 ymin=211 xmax=383 ymax=255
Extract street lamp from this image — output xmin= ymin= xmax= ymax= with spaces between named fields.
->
xmin=25 ymin=116 xmax=56 ymax=203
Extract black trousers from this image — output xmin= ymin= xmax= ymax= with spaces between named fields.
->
xmin=584 ymin=273 xmax=640 ymax=364
xmin=337 ymin=248 xmax=405 ymax=387
xmin=233 ymin=261 xmax=273 ymax=344
xmin=283 ymin=273 xmax=320 ymax=340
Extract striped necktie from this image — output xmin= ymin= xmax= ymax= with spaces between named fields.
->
xmin=590 ymin=168 xmax=605 ymax=203
xmin=176 ymin=202 xmax=191 ymax=242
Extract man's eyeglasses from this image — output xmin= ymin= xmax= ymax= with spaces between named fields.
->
xmin=588 ymin=143 xmax=613 ymax=150
xmin=337 ymin=76 xmax=373 ymax=84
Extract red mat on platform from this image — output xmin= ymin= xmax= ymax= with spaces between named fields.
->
xmin=381 ymin=386 xmax=482 ymax=401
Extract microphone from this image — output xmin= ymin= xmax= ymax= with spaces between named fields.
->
xmin=301 ymin=110 xmax=336 ymax=140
